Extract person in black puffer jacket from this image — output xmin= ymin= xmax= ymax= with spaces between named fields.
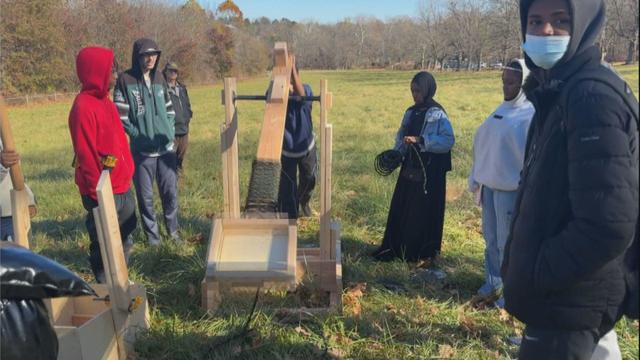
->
xmin=163 ymin=62 xmax=193 ymax=174
xmin=501 ymin=0 xmax=639 ymax=358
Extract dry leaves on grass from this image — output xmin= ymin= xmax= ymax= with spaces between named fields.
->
xmin=331 ymin=333 xmax=354 ymax=347
xmin=344 ymin=282 xmax=367 ymax=317
xmin=498 ymin=308 xmax=524 ymax=337
xmin=294 ymin=326 xmax=312 ymax=337
xmin=385 ymin=304 xmax=406 ymax=317
xmin=438 ymin=344 xmax=455 ymax=359
xmin=344 ymin=190 xmax=358 ymax=199
xmin=457 ymin=308 xmax=480 ymax=336
xmin=186 ymin=233 xmax=204 ymax=244
xmin=326 ymin=348 xmax=346 ymax=359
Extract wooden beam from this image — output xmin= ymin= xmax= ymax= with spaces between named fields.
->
xmin=0 ymin=95 xmax=25 ymax=190
xmin=273 ymin=42 xmax=288 ymax=68
xmin=221 ymin=78 xmax=240 ymax=218
xmin=10 ymin=189 xmax=30 ymax=248
xmin=0 ymin=95 xmax=31 ymax=248
xmin=255 ymin=43 xmax=293 ymax=162
xmin=319 ymin=80 xmax=333 ymax=260
xmin=330 ymin=221 xmax=342 ymax=309
xmin=94 ymin=171 xmax=130 ymax=312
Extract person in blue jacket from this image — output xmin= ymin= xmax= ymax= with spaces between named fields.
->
xmin=373 ymin=71 xmax=455 ymax=263
xmin=278 ymin=56 xmax=317 ymax=218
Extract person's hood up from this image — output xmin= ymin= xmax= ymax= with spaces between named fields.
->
xmin=131 ymin=38 xmax=162 ymax=78
xmin=504 ymin=58 xmax=531 ymax=107
xmin=76 ymin=47 xmax=114 ymax=99
xmin=519 ymin=0 xmax=605 ymax=71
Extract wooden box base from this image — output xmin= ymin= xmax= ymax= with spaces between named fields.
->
xmin=45 ymin=284 xmax=149 ymax=360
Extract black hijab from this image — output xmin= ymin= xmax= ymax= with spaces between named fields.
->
xmin=411 ymin=71 xmax=445 ymax=113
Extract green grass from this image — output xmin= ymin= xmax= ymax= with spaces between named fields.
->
xmin=9 ymin=66 xmax=639 ymax=359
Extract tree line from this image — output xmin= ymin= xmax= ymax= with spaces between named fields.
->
xmin=1 ymin=0 xmax=637 ymax=96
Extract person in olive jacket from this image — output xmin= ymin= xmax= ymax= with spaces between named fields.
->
xmin=163 ymin=62 xmax=193 ymax=174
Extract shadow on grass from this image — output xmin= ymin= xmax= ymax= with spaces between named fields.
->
xmin=135 ymin=325 xmax=336 ymax=360
xmin=32 ymin=217 xmax=85 ymax=242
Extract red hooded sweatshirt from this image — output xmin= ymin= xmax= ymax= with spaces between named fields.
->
xmin=69 ymin=47 xmax=134 ymax=200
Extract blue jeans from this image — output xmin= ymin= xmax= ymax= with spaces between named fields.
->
xmin=133 ymin=152 xmax=179 ymax=244
xmin=479 ymin=187 xmax=518 ymax=300
xmin=0 ymin=216 xmax=14 ymax=241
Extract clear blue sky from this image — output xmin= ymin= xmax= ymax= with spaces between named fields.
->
xmin=200 ymin=0 xmax=423 ymax=23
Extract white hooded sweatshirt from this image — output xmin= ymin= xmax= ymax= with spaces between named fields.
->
xmin=468 ymin=59 xmax=535 ymax=193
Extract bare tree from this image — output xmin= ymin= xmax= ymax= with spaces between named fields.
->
xmin=608 ymin=0 xmax=639 ymax=64
xmin=419 ymin=0 xmax=449 ymax=70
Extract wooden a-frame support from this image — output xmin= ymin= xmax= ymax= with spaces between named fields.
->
xmin=203 ymin=42 xmax=342 ymax=312
xmin=45 ymin=171 xmax=149 ymax=360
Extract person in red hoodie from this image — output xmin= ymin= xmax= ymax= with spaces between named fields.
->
xmin=69 ymin=47 xmax=137 ymax=283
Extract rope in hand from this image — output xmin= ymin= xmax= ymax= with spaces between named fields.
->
xmin=408 ymin=143 xmax=429 ymax=195
xmin=375 ymin=146 xmax=428 ymax=194
xmin=374 ymin=149 xmax=403 ymax=176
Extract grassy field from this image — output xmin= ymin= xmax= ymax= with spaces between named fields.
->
xmin=8 ymin=66 xmax=639 ymax=359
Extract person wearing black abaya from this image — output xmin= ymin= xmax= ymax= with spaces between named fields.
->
xmin=373 ymin=72 xmax=455 ymax=262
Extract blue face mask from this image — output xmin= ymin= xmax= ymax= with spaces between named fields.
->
xmin=522 ymin=34 xmax=571 ymax=70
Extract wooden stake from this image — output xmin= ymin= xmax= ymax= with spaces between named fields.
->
xmin=221 ymin=78 xmax=240 ymax=218
xmin=94 ymin=171 xmax=130 ymax=312
xmin=319 ymin=80 xmax=333 ymax=260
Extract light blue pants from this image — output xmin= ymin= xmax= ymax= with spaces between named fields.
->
xmin=478 ymin=187 xmax=518 ymax=300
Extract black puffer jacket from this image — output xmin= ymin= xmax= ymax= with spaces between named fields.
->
xmin=502 ymin=0 xmax=639 ymax=331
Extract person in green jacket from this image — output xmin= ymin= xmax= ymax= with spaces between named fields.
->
xmin=114 ymin=38 xmax=179 ymax=246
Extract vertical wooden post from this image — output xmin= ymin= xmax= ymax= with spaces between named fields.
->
xmin=0 ymin=95 xmax=31 ymax=248
xmin=10 ymin=190 xmax=31 ymax=248
xmin=94 ymin=171 xmax=130 ymax=312
xmin=319 ymin=80 xmax=333 ymax=261
xmin=221 ymin=78 xmax=240 ymax=218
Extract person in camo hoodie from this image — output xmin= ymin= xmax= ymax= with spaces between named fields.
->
xmin=114 ymin=38 xmax=180 ymax=246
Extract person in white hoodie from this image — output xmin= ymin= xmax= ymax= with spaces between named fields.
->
xmin=468 ymin=59 xmax=534 ymax=308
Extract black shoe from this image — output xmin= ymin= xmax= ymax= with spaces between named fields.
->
xmin=300 ymin=202 xmax=312 ymax=217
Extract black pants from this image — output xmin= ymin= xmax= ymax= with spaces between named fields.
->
xmin=518 ymin=326 xmax=602 ymax=360
xmin=81 ymin=189 xmax=137 ymax=279
xmin=277 ymin=146 xmax=317 ymax=219
xmin=175 ymin=133 xmax=189 ymax=172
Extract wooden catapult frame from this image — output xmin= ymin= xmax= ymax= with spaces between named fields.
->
xmin=202 ymin=42 xmax=342 ymax=312
xmin=46 ymin=171 xmax=150 ymax=360
xmin=2 ymin=97 xmax=149 ymax=359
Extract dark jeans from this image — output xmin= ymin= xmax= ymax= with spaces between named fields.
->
xmin=81 ymin=189 xmax=137 ymax=280
xmin=0 ymin=216 xmax=14 ymax=241
xmin=175 ymin=133 xmax=189 ymax=172
xmin=133 ymin=151 xmax=179 ymax=243
xmin=277 ymin=146 xmax=317 ymax=219
xmin=518 ymin=326 xmax=601 ymax=360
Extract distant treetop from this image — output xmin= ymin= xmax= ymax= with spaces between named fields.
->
xmin=217 ymin=0 xmax=243 ymax=23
